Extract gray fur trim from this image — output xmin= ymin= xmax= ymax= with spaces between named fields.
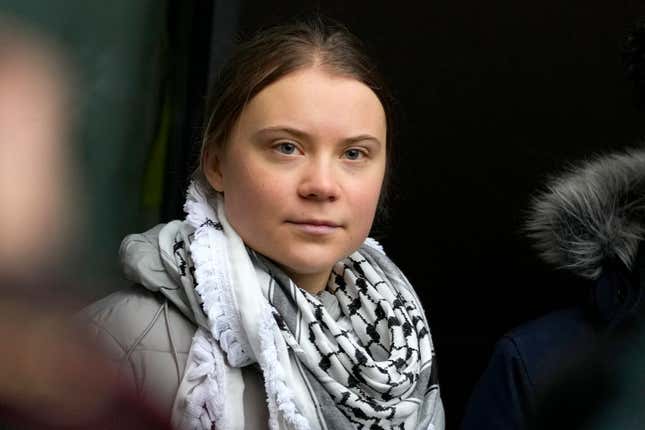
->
xmin=526 ymin=148 xmax=645 ymax=280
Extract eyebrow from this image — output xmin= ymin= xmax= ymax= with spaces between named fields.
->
xmin=253 ymin=126 xmax=382 ymax=147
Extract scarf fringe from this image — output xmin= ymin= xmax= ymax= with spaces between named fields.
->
xmin=258 ymin=308 xmax=310 ymax=430
xmin=364 ymin=237 xmax=384 ymax=253
xmin=183 ymin=330 xmax=228 ymax=429
xmin=184 ymin=183 xmax=253 ymax=367
xmin=182 ymin=182 xmax=311 ymax=430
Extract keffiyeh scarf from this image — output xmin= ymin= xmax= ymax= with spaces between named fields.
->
xmin=173 ymin=183 xmax=443 ymax=430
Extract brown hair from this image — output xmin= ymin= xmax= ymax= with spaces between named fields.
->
xmin=195 ymin=16 xmax=396 ymax=226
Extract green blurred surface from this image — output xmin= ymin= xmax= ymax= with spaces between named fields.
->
xmin=0 ymin=1 xmax=167 ymax=300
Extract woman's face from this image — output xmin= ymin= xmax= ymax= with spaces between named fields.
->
xmin=205 ymin=67 xmax=387 ymax=290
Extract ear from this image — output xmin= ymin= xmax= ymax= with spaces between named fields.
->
xmin=203 ymin=148 xmax=225 ymax=192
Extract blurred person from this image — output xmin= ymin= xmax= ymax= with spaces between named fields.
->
xmin=83 ymin=16 xmax=445 ymax=430
xmin=461 ymin=19 xmax=645 ymax=430
xmin=526 ymin=18 xmax=645 ymax=430
xmin=461 ymin=149 xmax=645 ymax=429
xmin=0 ymin=18 xmax=172 ymax=429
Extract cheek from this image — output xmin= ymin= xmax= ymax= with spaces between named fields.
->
xmin=221 ymin=159 xmax=286 ymax=233
xmin=349 ymin=176 xmax=384 ymax=232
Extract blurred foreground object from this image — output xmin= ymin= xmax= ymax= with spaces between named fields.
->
xmin=0 ymin=18 xmax=173 ymax=429
xmin=0 ymin=300 xmax=172 ymax=429
xmin=0 ymin=17 xmax=73 ymax=280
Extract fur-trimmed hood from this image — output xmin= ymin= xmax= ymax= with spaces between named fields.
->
xmin=526 ymin=148 xmax=645 ymax=280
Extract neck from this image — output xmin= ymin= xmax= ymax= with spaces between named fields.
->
xmin=285 ymin=269 xmax=332 ymax=294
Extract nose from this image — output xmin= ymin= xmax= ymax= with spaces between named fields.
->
xmin=297 ymin=159 xmax=340 ymax=202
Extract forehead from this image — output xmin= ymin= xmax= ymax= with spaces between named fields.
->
xmin=235 ymin=67 xmax=387 ymax=141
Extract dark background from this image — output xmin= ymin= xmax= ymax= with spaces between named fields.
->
xmin=4 ymin=0 xmax=645 ymax=427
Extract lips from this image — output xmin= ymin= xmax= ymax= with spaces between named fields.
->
xmin=286 ymin=219 xmax=341 ymax=235
xmin=289 ymin=219 xmax=340 ymax=227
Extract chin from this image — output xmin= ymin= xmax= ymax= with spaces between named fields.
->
xmin=279 ymin=249 xmax=349 ymax=275
xmin=280 ymin=259 xmax=335 ymax=276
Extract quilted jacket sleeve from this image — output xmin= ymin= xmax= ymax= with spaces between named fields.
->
xmin=79 ymin=285 xmax=197 ymax=416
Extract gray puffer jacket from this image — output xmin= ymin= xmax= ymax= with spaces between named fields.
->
xmin=81 ymin=221 xmax=268 ymax=428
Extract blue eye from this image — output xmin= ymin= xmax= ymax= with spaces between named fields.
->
xmin=277 ymin=142 xmax=297 ymax=155
xmin=345 ymin=148 xmax=363 ymax=160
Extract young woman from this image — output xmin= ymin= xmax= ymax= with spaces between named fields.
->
xmin=85 ymin=18 xmax=444 ymax=430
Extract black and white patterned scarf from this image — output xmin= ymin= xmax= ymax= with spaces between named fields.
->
xmin=175 ymin=183 xmax=444 ymax=430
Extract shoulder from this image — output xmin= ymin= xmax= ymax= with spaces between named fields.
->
xmin=81 ymin=285 xmax=196 ymax=358
xmin=461 ymin=331 xmax=534 ymax=430
xmin=472 ymin=306 xmax=597 ymax=404
xmin=84 ymin=285 xmax=164 ymax=320
xmin=462 ymin=307 xmax=598 ymax=430
xmin=80 ymin=285 xmax=198 ymax=414
xmin=502 ymin=307 xmax=597 ymax=384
